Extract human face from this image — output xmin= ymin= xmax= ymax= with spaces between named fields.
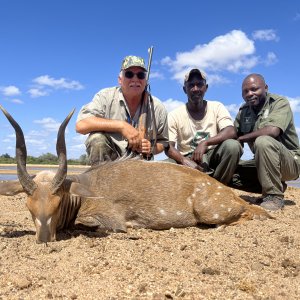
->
xmin=242 ymin=75 xmax=268 ymax=108
xmin=118 ymin=66 xmax=147 ymax=99
xmin=184 ymin=74 xmax=207 ymax=105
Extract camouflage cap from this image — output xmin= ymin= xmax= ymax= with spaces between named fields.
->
xmin=184 ymin=68 xmax=207 ymax=83
xmin=121 ymin=55 xmax=147 ymax=71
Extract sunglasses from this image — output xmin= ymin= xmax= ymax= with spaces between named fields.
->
xmin=124 ymin=70 xmax=147 ymax=80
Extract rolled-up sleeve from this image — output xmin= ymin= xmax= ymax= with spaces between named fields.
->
xmin=77 ymin=91 xmax=108 ymax=122
xmin=216 ymin=102 xmax=234 ymax=131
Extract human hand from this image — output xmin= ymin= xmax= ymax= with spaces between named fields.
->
xmin=121 ymin=122 xmax=141 ymax=152
xmin=139 ymin=138 xmax=151 ymax=155
xmin=192 ymin=141 xmax=208 ymax=163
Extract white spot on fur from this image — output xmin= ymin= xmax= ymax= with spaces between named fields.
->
xmin=216 ymin=192 xmax=220 ymax=195
xmin=220 ymin=204 xmax=225 ymax=208
xmin=202 ymin=183 xmax=206 ymax=186
xmin=227 ymin=208 xmax=232 ymax=212
xmin=217 ymin=186 xmax=223 ymax=189
xmin=176 ymin=211 xmax=183 ymax=216
xmin=186 ymin=197 xmax=192 ymax=206
xmin=159 ymin=208 xmax=166 ymax=215
xmin=207 ymin=182 xmax=211 ymax=185
xmin=213 ymin=214 xmax=219 ymax=219
xmin=46 ymin=217 xmax=52 ymax=225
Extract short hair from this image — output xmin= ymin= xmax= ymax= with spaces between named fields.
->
xmin=243 ymin=73 xmax=266 ymax=85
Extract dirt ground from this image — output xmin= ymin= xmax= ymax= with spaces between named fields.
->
xmin=0 ymin=185 xmax=299 ymax=300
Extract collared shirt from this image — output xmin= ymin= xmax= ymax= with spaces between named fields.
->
xmin=77 ymin=86 xmax=169 ymax=151
xmin=168 ymin=101 xmax=234 ymax=156
xmin=235 ymin=93 xmax=300 ymax=158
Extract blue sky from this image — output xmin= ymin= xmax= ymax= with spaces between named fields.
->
xmin=1 ymin=0 xmax=300 ymax=160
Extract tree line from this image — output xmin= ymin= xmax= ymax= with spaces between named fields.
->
xmin=0 ymin=153 xmax=88 ymax=165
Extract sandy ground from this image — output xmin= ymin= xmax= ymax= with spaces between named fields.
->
xmin=0 ymin=184 xmax=299 ymax=300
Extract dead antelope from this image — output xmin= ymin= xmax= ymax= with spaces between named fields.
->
xmin=0 ymin=105 xmax=271 ymax=243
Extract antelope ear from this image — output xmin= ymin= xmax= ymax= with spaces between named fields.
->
xmin=69 ymin=182 xmax=96 ymax=198
xmin=0 ymin=180 xmax=24 ymax=196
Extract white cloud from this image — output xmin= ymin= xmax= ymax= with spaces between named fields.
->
xmin=225 ymin=103 xmax=241 ymax=117
xmin=161 ymin=30 xmax=258 ymax=83
xmin=34 ymin=117 xmax=61 ymax=132
xmin=25 ymin=138 xmax=47 ymax=146
xmin=252 ymin=29 xmax=279 ymax=41
xmin=28 ymin=88 xmax=49 ymax=98
xmin=150 ymin=71 xmax=164 ymax=80
xmin=264 ymin=52 xmax=278 ymax=66
xmin=206 ymin=74 xmax=231 ymax=86
xmin=0 ymin=85 xmax=21 ymax=96
xmin=162 ymin=98 xmax=184 ymax=112
xmin=287 ymin=96 xmax=300 ymax=112
xmin=33 ymin=75 xmax=84 ymax=90
xmin=72 ymin=134 xmax=86 ymax=142
xmin=68 ymin=143 xmax=87 ymax=160
xmin=27 ymin=129 xmax=49 ymax=137
xmin=11 ymin=98 xmax=24 ymax=104
xmin=70 ymin=144 xmax=86 ymax=150
xmin=226 ymin=56 xmax=258 ymax=73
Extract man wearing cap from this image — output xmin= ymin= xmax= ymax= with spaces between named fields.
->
xmin=166 ymin=68 xmax=242 ymax=185
xmin=76 ymin=55 xmax=168 ymax=165
xmin=232 ymin=73 xmax=300 ymax=211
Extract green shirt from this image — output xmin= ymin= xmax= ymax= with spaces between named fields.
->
xmin=235 ymin=93 xmax=300 ymax=158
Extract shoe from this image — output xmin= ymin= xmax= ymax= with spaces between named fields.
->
xmin=260 ymin=195 xmax=284 ymax=211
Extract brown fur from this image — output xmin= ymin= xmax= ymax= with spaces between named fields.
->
xmin=73 ymin=160 xmax=271 ymax=231
xmin=0 ymin=160 xmax=272 ymax=243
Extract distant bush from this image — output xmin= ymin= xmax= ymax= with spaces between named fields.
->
xmin=0 ymin=153 xmax=88 ymax=165
xmin=0 ymin=153 xmax=15 ymax=164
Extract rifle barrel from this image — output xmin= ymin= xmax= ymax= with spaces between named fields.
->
xmin=146 ymin=46 xmax=154 ymax=82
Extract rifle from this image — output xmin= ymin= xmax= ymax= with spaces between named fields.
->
xmin=138 ymin=46 xmax=157 ymax=160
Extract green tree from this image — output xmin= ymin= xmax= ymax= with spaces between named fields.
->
xmin=78 ymin=154 xmax=88 ymax=165
xmin=36 ymin=153 xmax=58 ymax=164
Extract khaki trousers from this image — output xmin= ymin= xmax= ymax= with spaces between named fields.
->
xmin=166 ymin=139 xmax=242 ymax=185
xmin=231 ymin=136 xmax=300 ymax=197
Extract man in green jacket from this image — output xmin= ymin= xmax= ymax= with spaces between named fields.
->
xmin=233 ymin=73 xmax=300 ymax=211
